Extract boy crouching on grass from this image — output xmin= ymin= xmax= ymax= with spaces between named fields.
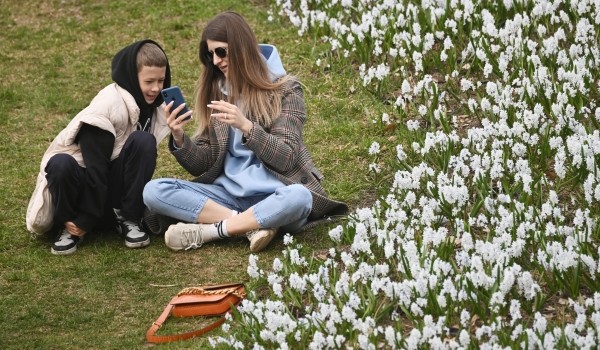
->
xmin=26 ymin=39 xmax=172 ymax=255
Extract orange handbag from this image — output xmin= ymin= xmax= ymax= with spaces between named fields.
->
xmin=146 ymin=283 xmax=246 ymax=343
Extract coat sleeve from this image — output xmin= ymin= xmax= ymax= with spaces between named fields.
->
xmin=74 ymin=124 xmax=115 ymax=232
xmin=243 ymin=79 xmax=305 ymax=174
xmin=169 ymin=131 xmax=217 ymax=177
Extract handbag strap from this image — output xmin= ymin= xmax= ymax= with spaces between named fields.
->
xmin=178 ymin=283 xmax=246 ymax=298
xmin=146 ymin=295 xmax=228 ymax=343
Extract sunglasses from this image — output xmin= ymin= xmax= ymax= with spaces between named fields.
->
xmin=205 ymin=47 xmax=228 ymax=62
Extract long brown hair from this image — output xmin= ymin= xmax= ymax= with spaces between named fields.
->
xmin=194 ymin=11 xmax=290 ymax=135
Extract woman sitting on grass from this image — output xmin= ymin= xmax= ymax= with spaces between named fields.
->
xmin=142 ymin=11 xmax=347 ymax=253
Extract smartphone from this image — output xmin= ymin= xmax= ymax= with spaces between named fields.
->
xmin=161 ymin=86 xmax=191 ymax=121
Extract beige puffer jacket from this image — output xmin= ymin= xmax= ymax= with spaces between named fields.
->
xmin=26 ymin=83 xmax=170 ymax=235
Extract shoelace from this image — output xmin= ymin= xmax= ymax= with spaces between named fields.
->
xmin=57 ymin=232 xmax=74 ymax=243
xmin=181 ymin=227 xmax=204 ymax=250
xmin=119 ymin=220 xmax=144 ymax=237
xmin=122 ymin=221 xmax=138 ymax=231
xmin=115 ymin=210 xmax=142 ymax=235
xmin=56 ymin=230 xmax=80 ymax=245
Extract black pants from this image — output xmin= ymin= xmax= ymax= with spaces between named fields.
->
xmin=45 ymin=131 xmax=157 ymax=231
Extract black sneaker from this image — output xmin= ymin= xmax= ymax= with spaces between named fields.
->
xmin=140 ymin=208 xmax=177 ymax=236
xmin=114 ymin=209 xmax=150 ymax=248
xmin=51 ymin=229 xmax=83 ymax=255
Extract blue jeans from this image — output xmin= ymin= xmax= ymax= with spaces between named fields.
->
xmin=143 ymin=179 xmax=312 ymax=234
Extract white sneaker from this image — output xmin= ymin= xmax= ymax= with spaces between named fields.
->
xmin=114 ymin=209 xmax=150 ymax=248
xmin=51 ymin=229 xmax=83 ymax=255
xmin=164 ymin=223 xmax=213 ymax=251
xmin=246 ymin=228 xmax=277 ymax=253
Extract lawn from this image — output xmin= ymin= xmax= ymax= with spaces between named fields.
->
xmin=0 ymin=1 xmax=374 ymax=349
xmin=3 ymin=0 xmax=600 ymax=349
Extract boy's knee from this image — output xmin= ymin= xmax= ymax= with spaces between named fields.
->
xmin=129 ymin=131 xmax=157 ymax=152
xmin=45 ymin=154 xmax=77 ymax=175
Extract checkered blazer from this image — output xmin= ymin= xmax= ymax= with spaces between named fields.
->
xmin=171 ymin=78 xmax=348 ymax=221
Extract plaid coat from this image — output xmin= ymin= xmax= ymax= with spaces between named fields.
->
xmin=171 ymin=78 xmax=348 ymax=221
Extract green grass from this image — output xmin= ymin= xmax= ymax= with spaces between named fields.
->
xmin=0 ymin=1 xmax=384 ymax=349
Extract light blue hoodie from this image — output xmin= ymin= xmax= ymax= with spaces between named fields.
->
xmin=259 ymin=44 xmax=286 ymax=80
xmin=212 ymin=44 xmax=287 ymax=197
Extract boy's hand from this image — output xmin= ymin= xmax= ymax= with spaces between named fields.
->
xmin=164 ymin=101 xmax=192 ymax=147
xmin=65 ymin=221 xmax=86 ymax=237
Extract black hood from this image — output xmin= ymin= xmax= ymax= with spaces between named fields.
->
xmin=111 ymin=39 xmax=171 ymax=127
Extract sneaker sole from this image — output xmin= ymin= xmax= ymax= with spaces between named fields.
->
xmin=51 ymin=245 xmax=78 ymax=255
xmin=249 ymin=230 xmax=275 ymax=253
xmin=125 ymin=237 xmax=150 ymax=248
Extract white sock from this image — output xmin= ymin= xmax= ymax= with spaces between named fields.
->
xmin=215 ymin=220 xmax=229 ymax=239
xmin=195 ymin=221 xmax=229 ymax=242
